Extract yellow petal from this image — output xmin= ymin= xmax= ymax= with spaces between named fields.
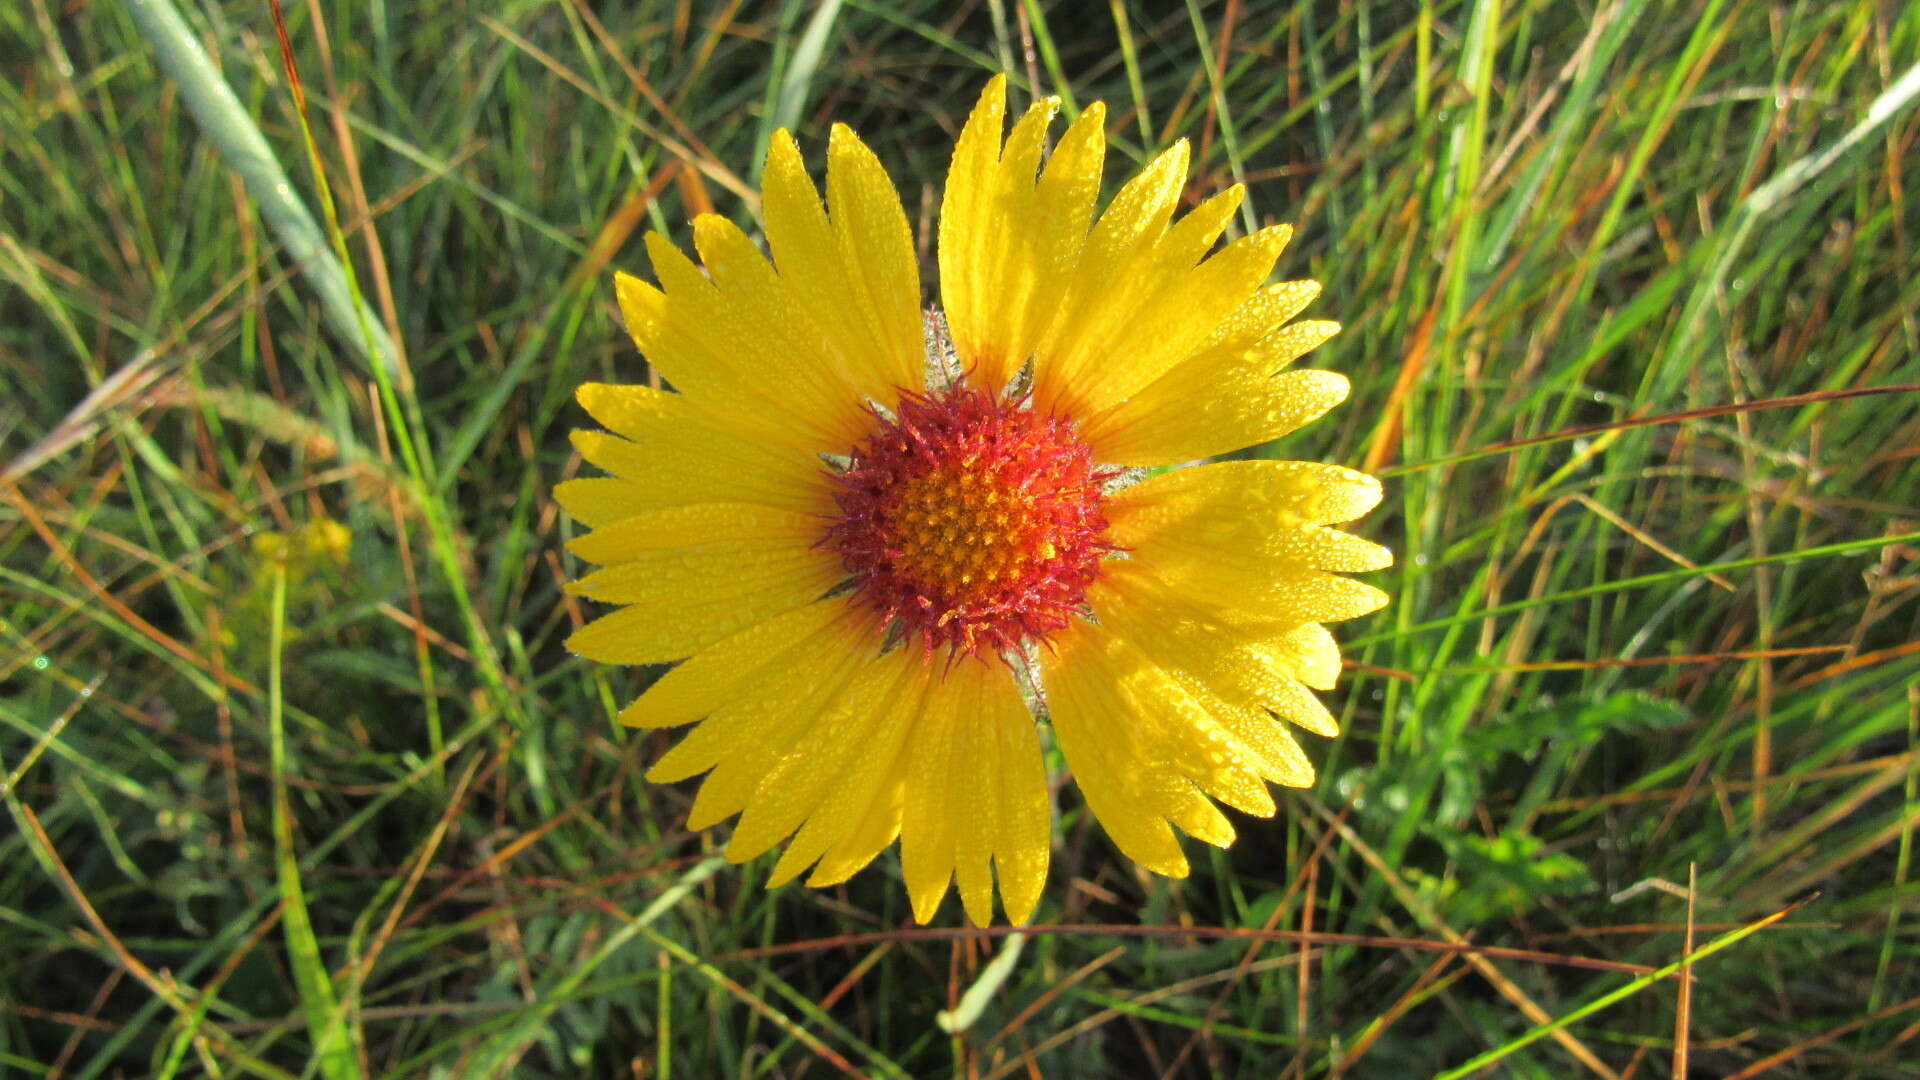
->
xmin=762 ymin=650 xmax=921 ymax=886
xmin=969 ymin=664 xmax=1049 ymax=926
xmin=1060 ymin=615 xmax=1277 ymax=816
xmin=1074 ymin=276 xmax=1328 ymax=447
xmin=1051 ymin=223 xmax=1292 ymax=416
xmin=1046 ymin=617 xmax=1263 ymax=876
xmin=900 ymin=659 xmax=1048 ymax=925
xmin=1107 ymin=462 xmax=1393 ymax=577
xmin=552 ymin=476 xmax=656 ymax=528
xmin=1262 ymin=669 xmax=1343 ymax=740
xmin=617 ymin=600 xmax=847 ymax=729
xmin=1039 ymin=140 xmax=1188 ymax=323
xmin=808 ymin=776 xmax=909 ymax=888
xmin=1157 ymin=186 xmax=1250 ymax=267
xmin=937 ymin=76 xmax=1008 ymax=385
xmin=612 ymin=270 xmax=822 ymax=457
xmin=1076 ymin=140 xmax=1190 ymax=282
xmin=762 ymin=129 xmax=837 ymax=274
xmin=623 ymin=233 xmax=857 ymax=452
xmin=1022 ymin=102 xmax=1106 ymax=287
xmin=1110 ymin=499 xmax=1394 ymax=577
xmin=1203 ymin=280 xmax=1324 ymax=354
xmin=1033 ymin=142 xmax=1258 ymax=412
xmin=1281 ymin=623 xmax=1343 ymax=691
xmin=1084 ymin=329 xmax=1348 ymax=467
xmin=566 ymin=502 xmax=822 ymax=566
xmin=1107 ymin=459 xmax=1385 ymax=527
xmin=648 ymin=612 xmax=879 ymax=819
xmin=1092 ymin=568 xmax=1325 ymax=782
xmin=726 ymin=651 xmax=915 ymax=862
xmin=900 ymin=673 xmax=961 ymax=921
xmin=991 ymin=673 xmax=1052 ymax=925
xmin=568 ymin=428 xmax=827 ymax=517
xmin=621 ymin=249 xmax=742 ymax=405
xmin=764 ymin=129 xmax=922 ymax=404
xmin=1114 ymin=550 xmax=1389 ymax=627
xmin=570 ymin=385 xmax=833 ymax=515
xmin=941 ymin=90 xmax=1064 ymax=394
xmin=825 ymin=123 xmax=923 ymax=395
xmin=688 ymin=216 xmax=873 ymax=446
xmin=566 ymin=542 xmax=835 ymax=607
xmin=564 ymin=534 xmax=843 ymax=665
xmin=961 ymin=102 xmax=1106 ymax=398
xmin=784 ymin=657 xmax=927 ymax=886
xmin=1091 ymin=561 xmax=1347 ymax=743
xmin=1107 ymin=518 xmax=1393 ymax=627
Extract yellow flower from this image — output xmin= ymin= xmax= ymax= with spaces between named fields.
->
xmin=557 ymin=77 xmax=1390 ymax=925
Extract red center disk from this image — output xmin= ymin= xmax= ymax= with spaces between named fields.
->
xmin=822 ymin=386 xmax=1115 ymax=658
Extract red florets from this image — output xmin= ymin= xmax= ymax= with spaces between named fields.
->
xmin=822 ymin=386 xmax=1115 ymax=659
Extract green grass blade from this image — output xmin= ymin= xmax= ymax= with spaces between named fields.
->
xmin=119 ymin=0 xmax=401 ymax=378
xmin=1434 ymin=903 xmax=1801 ymax=1078
xmin=268 ymin=564 xmax=363 ymax=1080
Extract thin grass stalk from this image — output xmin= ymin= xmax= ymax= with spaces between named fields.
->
xmin=120 ymin=0 xmax=402 ymax=378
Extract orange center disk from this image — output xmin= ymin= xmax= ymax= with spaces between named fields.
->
xmin=822 ymin=386 xmax=1115 ymax=658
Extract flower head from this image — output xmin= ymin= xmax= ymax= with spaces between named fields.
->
xmin=822 ymin=386 xmax=1117 ymax=657
xmin=559 ymin=77 xmax=1390 ymax=925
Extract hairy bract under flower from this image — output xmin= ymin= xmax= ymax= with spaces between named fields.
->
xmin=558 ymin=76 xmax=1391 ymax=926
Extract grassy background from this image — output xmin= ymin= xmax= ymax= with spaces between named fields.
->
xmin=5 ymin=0 xmax=1920 ymax=1075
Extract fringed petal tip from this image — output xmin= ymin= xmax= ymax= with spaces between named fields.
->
xmin=752 ymin=856 xmax=1045 ymax=927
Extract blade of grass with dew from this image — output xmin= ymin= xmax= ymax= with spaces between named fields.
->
xmin=755 ymin=0 xmax=845 ymax=186
xmin=267 ymin=563 xmax=364 ymax=1079
xmin=1434 ymin=902 xmax=1803 ymax=1078
xmin=120 ymin=0 xmax=401 ymax=379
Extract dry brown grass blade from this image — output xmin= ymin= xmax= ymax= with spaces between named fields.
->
xmin=0 ymin=350 xmax=161 ymax=484
xmin=1309 ymin=802 xmax=1623 ymax=1078
xmin=11 ymin=801 xmax=297 ymax=1080
xmin=1572 ymin=492 xmax=1738 ymax=592
xmin=1154 ymin=802 xmax=1355 ymax=1078
xmin=1442 ymin=644 xmax=1846 ymax=675
xmin=566 ymin=163 xmax=683 ymax=294
xmin=1335 ymin=958 xmax=1471 ymax=1074
xmin=1785 ymin=638 xmax=1920 ymax=692
xmin=1362 ymin=303 xmax=1439 ymax=473
xmin=723 ymin=923 xmax=1654 ymax=976
xmin=3 ymin=482 xmax=258 ymax=697
xmin=476 ymin=12 xmax=756 ymax=206
xmin=981 ymin=944 xmax=1127 ymax=1053
xmin=586 ymin=898 xmax=873 ymax=1080
xmin=980 ymin=954 xmax=1304 ymax=1080
xmin=1673 ymin=863 xmax=1696 ymax=1079
xmin=1722 ymin=992 xmax=1920 ymax=1079
xmin=1389 ymin=382 xmax=1920 ymax=477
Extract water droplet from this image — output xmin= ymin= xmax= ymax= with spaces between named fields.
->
xmin=33 ymin=656 xmax=50 ymax=670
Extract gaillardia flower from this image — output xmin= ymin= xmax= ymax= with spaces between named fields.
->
xmin=558 ymin=77 xmax=1389 ymax=925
